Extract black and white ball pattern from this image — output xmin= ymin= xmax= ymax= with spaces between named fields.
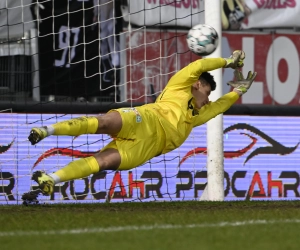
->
xmin=186 ymin=24 xmax=219 ymax=56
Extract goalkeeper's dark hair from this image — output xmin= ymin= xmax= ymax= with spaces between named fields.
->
xmin=199 ymin=72 xmax=216 ymax=91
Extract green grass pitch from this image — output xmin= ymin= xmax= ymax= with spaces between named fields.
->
xmin=1 ymin=201 xmax=300 ymax=250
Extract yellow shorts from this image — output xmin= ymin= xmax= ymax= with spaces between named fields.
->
xmin=100 ymin=106 xmax=165 ymax=170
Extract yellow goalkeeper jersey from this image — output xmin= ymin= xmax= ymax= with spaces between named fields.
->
xmin=147 ymin=58 xmax=239 ymax=154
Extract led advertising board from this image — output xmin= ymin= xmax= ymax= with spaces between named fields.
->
xmin=0 ymin=113 xmax=299 ymax=204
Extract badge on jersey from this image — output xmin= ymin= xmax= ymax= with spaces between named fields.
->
xmin=136 ymin=115 xmax=142 ymax=123
xmin=121 ymin=108 xmax=142 ymax=123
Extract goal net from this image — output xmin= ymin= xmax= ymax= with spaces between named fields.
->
xmin=0 ymin=0 xmax=218 ymax=204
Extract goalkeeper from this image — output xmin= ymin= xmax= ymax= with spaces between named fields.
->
xmin=28 ymin=50 xmax=257 ymax=196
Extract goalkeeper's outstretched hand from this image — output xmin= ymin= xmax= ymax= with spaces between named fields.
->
xmin=227 ymin=69 xmax=257 ymax=95
xmin=224 ymin=50 xmax=245 ymax=69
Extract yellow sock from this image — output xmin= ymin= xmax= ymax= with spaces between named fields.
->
xmin=54 ymin=156 xmax=100 ymax=182
xmin=51 ymin=117 xmax=98 ymax=136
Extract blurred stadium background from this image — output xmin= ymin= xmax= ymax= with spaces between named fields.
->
xmin=0 ymin=0 xmax=300 ymax=205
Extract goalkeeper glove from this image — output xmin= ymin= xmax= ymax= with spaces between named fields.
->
xmin=227 ymin=69 xmax=257 ymax=95
xmin=224 ymin=50 xmax=245 ymax=69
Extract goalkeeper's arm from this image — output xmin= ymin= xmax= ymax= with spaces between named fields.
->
xmin=192 ymin=69 xmax=257 ymax=127
xmin=166 ymin=50 xmax=246 ymax=89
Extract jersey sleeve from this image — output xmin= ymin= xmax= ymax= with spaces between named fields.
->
xmin=192 ymin=91 xmax=239 ymax=127
xmin=166 ymin=58 xmax=226 ymax=90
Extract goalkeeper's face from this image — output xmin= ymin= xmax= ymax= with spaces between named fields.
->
xmin=196 ymin=79 xmax=212 ymax=97
xmin=192 ymin=80 xmax=211 ymax=108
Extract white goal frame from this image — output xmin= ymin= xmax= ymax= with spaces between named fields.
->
xmin=200 ymin=0 xmax=224 ymax=201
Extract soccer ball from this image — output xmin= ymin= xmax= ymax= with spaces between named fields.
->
xmin=186 ymin=24 xmax=219 ymax=56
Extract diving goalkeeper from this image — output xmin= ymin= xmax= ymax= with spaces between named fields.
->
xmin=27 ymin=50 xmax=257 ymax=196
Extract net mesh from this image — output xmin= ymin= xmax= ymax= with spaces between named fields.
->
xmin=0 ymin=0 xmax=209 ymax=204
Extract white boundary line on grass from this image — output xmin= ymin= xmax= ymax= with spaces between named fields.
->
xmin=1 ymin=219 xmax=300 ymax=237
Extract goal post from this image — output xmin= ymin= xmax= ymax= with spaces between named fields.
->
xmin=200 ymin=0 xmax=224 ymax=201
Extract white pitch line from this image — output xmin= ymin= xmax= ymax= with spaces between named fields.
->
xmin=1 ymin=219 xmax=300 ymax=237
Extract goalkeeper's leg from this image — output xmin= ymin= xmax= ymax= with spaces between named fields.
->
xmin=28 ymin=112 xmax=122 ymax=145
xmin=32 ymin=148 xmax=121 ymax=195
